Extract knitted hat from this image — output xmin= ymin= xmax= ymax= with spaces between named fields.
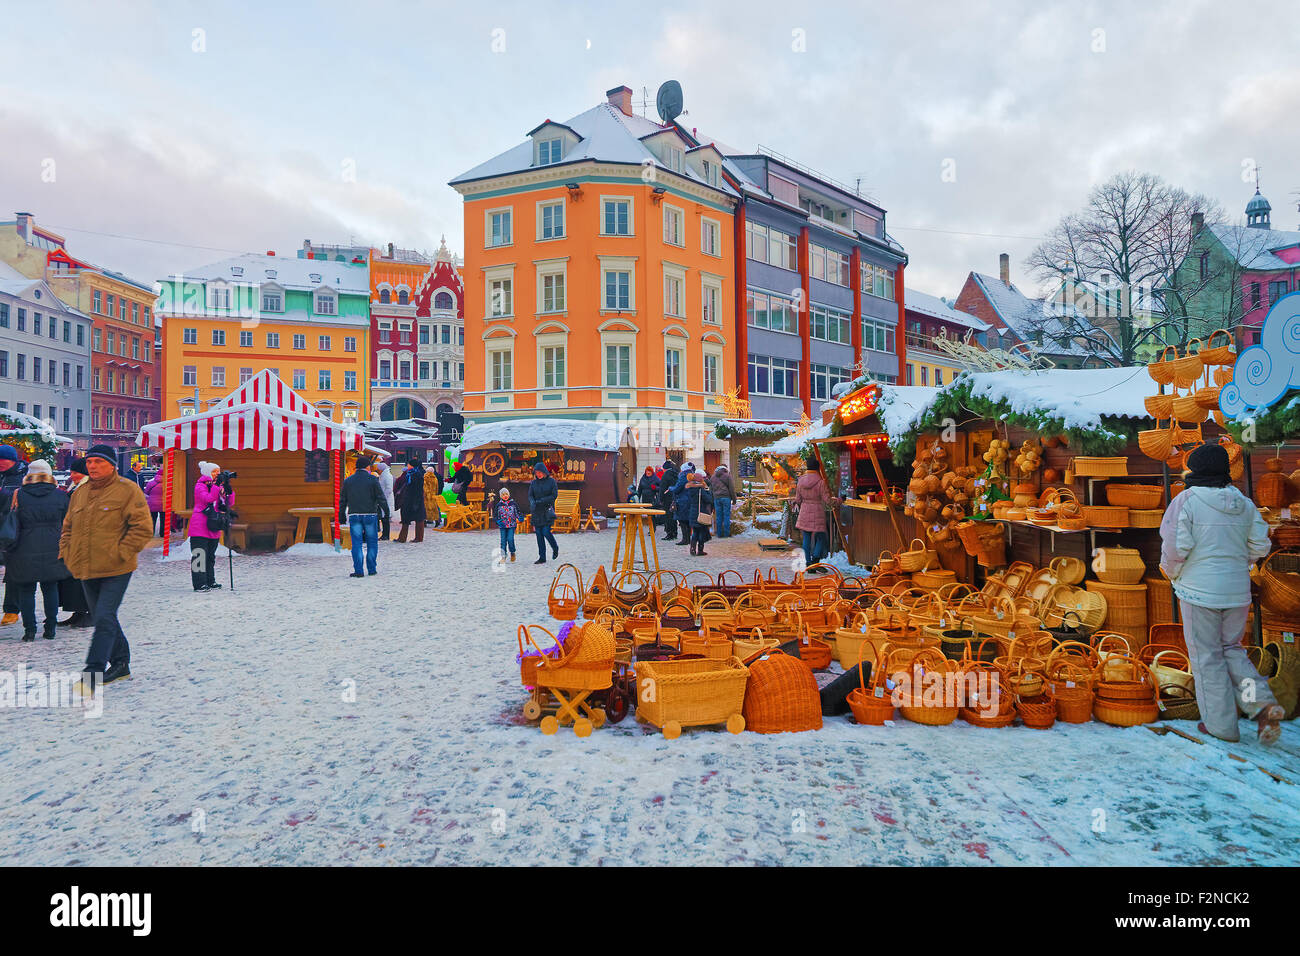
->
xmin=197 ymin=460 xmax=220 ymax=477
xmin=70 ymin=457 xmax=88 ymax=476
xmin=27 ymin=459 xmax=52 ymax=478
xmin=0 ymin=445 xmax=17 ymax=463
xmin=85 ymin=444 xmax=117 ymax=467
xmin=1185 ymin=442 xmax=1231 ymax=488
xmin=356 ymin=456 xmax=372 ymax=471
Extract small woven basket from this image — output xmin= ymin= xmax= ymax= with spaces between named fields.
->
xmin=1128 ymin=508 xmax=1164 ymax=528
xmin=1016 ymin=693 xmax=1057 ymax=729
xmin=1104 ymin=484 xmax=1164 ymax=510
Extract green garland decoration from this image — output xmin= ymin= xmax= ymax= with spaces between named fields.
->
xmin=1226 ymin=390 xmax=1300 ymax=447
xmin=713 ymin=420 xmax=797 ymax=443
xmin=882 ymin=379 xmax=1138 ymax=461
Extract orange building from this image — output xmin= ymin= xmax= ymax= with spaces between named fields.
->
xmin=449 ymin=85 xmax=737 ymax=461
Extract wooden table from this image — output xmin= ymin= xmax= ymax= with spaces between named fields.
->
xmin=608 ymin=505 xmax=663 ymax=574
xmin=288 ymin=507 xmax=338 ymax=545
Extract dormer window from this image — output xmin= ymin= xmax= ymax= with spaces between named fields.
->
xmin=230 ymin=266 xmax=244 ymax=277
xmin=664 ymin=147 xmax=684 ymax=173
xmin=537 ymin=138 xmax=562 ymax=165
xmin=398 ymin=288 xmax=410 ymax=305
xmin=701 ymin=160 xmax=718 ymax=187
xmin=315 ymin=291 xmax=337 ymax=315
xmin=208 ymin=284 xmax=231 ymax=310
xmin=379 ymin=288 xmax=391 ymax=304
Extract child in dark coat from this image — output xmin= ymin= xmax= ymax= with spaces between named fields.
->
xmin=494 ymin=488 xmax=521 ymax=562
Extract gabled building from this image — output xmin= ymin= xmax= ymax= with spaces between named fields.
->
xmin=155 ymin=252 xmax=370 ymax=422
xmin=954 ymin=254 xmax=1114 ymax=369
xmin=0 ymin=212 xmax=159 ymax=453
xmin=1169 ymin=190 xmax=1300 ymax=349
xmin=449 ymin=85 xmax=739 ymax=464
xmin=367 ymin=238 xmax=465 ymax=426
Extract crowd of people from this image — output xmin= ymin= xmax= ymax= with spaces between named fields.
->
xmin=0 ymin=444 xmax=152 ymax=697
xmin=633 ymin=460 xmax=738 ymax=556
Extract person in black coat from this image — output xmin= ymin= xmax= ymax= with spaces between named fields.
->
xmin=450 ymin=461 xmax=473 ymax=505
xmin=671 ymin=462 xmax=696 ymax=544
xmin=0 ymin=446 xmax=30 ymax=626
xmin=527 ymin=462 xmax=559 ymax=564
xmin=395 ymin=459 xmax=427 ymax=543
xmin=658 ymin=460 xmax=679 ymax=540
xmin=4 ymin=461 xmax=72 ymax=640
xmin=635 ymin=466 xmax=658 ymax=506
xmin=339 ymin=456 xmax=390 ymax=577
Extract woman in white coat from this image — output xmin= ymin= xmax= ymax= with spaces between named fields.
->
xmin=1159 ymin=442 xmax=1284 ymax=745
xmin=373 ymin=460 xmax=396 ymax=541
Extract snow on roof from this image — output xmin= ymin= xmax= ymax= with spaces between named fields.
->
xmin=0 ymin=408 xmax=72 ymax=444
xmin=1208 ymin=224 xmax=1300 ymax=270
xmin=972 ymin=273 xmax=1109 ymax=358
xmin=170 ymin=253 xmax=370 ymax=296
xmin=750 ymin=420 xmax=832 ymax=457
xmin=905 ymin=287 xmax=989 ymax=332
xmin=458 ymin=418 xmax=628 ymax=452
xmin=876 ymin=367 xmax=1152 ymax=439
xmin=450 ymin=103 xmax=738 ymax=199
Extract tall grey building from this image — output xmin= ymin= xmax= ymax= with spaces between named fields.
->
xmin=0 ymin=262 xmax=94 ymax=454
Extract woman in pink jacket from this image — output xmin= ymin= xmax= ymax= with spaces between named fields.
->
xmin=793 ymin=457 xmax=838 ymax=567
xmin=189 ymin=461 xmax=230 ymax=592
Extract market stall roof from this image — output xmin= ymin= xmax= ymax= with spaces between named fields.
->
xmin=747 ymin=420 xmax=832 ymax=457
xmin=458 ymin=418 xmax=627 ymax=453
xmin=879 ymin=366 xmax=1152 ymax=438
xmin=0 ymin=408 xmax=74 ymax=446
xmin=137 ymin=371 xmax=386 ymax=454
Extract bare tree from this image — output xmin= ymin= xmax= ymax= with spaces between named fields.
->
xmin=1026 ymin=170 xmax=1226 ymax=363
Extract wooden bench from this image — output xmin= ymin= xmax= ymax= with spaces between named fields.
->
xmin=552 ymin=490 xmax=581 ymax=533
xmin=229 ymin=524 xmax=251 ymax=551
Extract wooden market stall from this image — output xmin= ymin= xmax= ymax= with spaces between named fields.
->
xmin=135 ymin=370 xmax=387 ymax=553
xmin=455 ymin=419 xmax=636 ymax=529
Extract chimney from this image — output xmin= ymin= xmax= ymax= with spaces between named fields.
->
xmin=302 ymin=240 xmax=312 ymax=258
xmin=266 ymin=251 xmax=275 ymax=256
xmin=999 ymin=253 xmax=1010 ymax=287
xmin=1191 ymin=211 xmax=1204 ymax=236
xmin=606 ymin=85 xmax=633 ymax=116
xmin=15 ymin=212 xmax=33 ymax=241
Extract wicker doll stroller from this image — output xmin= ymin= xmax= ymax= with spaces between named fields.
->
xmin=526 ymin=619 xmax=617 ymax=736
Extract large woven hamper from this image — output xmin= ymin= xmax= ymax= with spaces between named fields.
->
xmin=1144 ymin=575 xmax=1175 ymax=626
xmin=1086 ymin=580 xmax=1148 ymax=649
xmin=742 ymin=648 xmax=823 ymax=733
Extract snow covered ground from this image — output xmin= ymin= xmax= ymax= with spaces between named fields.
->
xmin=0 ymin=527 xmax=1296 ymax=866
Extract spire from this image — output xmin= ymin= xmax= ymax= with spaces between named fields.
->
xmin=435 ymin=235 xmax=452 ymax=262
xmin=1246 ymin=183 xmax=1272 ymax=230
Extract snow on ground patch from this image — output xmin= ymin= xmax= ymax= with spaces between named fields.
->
xmin=0 ymin=528 xmax=1295 ymax=865
xmin=279 ymin=543 xmax=349 ymax=558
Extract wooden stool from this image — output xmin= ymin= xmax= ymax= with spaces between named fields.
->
xmin=274 ymin=523 xmax=295 ymax=551
xmin=229 ymin=524 xmax=250 ymax=551
xmin=608 ymin=506 xmax=662 ymax=573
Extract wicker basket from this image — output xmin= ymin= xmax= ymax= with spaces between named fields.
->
xmin=1087 ymin=580 xmax=1148 ymax=646
xmin=611 ymin=569 xmax=651 ymax=610
xmin=1145 ymin=576 xmax=1176 ymax=626
xmin=1016 ymin=693 xmax=1057 ymax=729
xmin=1091 ymin=547 xmax=1146 ymax=585
xmin=1128 ymin=508 xmax=1164 ymax=529
xmin=895 ymin=649 xmax=960 ymax=726
xmin=897 ymin=537 xmax=936 ymax=573
xmin=1083 ymin=505 xmax=1130 ymax=528
xmin=1144 ymin=393 xmax=1174 ymax=418
xmin=1171 ymin=392 xmax=1208 ymax=423
xmin=913 ymin=567 xmax=957 ymax=590
xmin=660 ymin=596 xmax=698 ymax=631
xmin=1105 ymin=484 xmax=1164 ymax=510
xmin=1039 ymin=584 xmax=1108 ymax=632
xmin=1072 ymin=457 xmax=1129 ymax=477
xmin=742 ymin=648 xmax=823 ymax=733
xmin=1049 ymin=556 xmax=1086 ymax=585
xmin=1148 ymin=346 xmax=1177 ymax=385
xmin=547 ymin=563 xmax=584 ymax=620
xmin=846 ymin=641 xmax=895 ymax=725
xmin=696 ymin=593 xmax=735 ymax=630
xmin=1200 ymin=328 xmax=1235 ymax=365
xmin=680 ymin=627 xmax=735 ymax=663
xmin=1093 ymin=696 xmax=1160 ymax=726
xmin=1050 ymin=681 xmax=1094 ymax=723
xmin=634 ymin=656 xmax=749 ymax=737
xmin=582 ymin=565 xmax=614 ymax=615
xmin=1158 ymin=684 xmax=1200 ymax=720
xmin=1258 ymin=552 xmax=1300 ymax=619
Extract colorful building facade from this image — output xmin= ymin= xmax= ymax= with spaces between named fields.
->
xmin=449 ymin=86 xmax=738 ymax=462
xmin=0 ymin=212 xmax=158 ymax=452
xmin=155 ymin=253 xmax=370 ymax=422
xmin=900 ymin=288 xmax=988 ymax=386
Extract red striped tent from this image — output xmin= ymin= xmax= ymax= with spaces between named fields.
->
xmin=137 ymin=371 xmax=380 ymax=554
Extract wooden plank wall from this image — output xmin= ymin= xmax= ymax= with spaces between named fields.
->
xmin=169 ymin=450 xmax=336 ymax=527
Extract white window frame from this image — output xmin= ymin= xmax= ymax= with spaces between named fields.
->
xmin=662 ymin=203 xmax=685 ymax=247
xmin=211 ymin=366 xmax=226 ymax=387
xmin=600 ymin=196 xmax=634 ymax=237
xmin=701 ymin=275 xmax=723 ymax=326
xmin=483 ymin=264 xmax=515 ymax=320
xmin=536 ymin=199 xmax=566 ymax=241
xmin=489 ymin=345 xmax=514 ymax=391
xmin=663 ymin=264 xmax=686 ymax=318
xmin=535 ymin=137 xmax=562 ymax=166
xmin=598 ymin=255 xmax=637 ymax=313
xmin=702 ymin=344 xmax=723 ymax=395
xmin=536 ymin=258 xmax=567 ymax=315
xmin=664 ymin=342 xmax=685 ymax=392
xmin=604 ymin=342 xmax=633 ymax=388
xmin=701 ymin=217 xmax=721 ymax=257
xmin=314 ymin=290 xmax=337 ymax=315
xmin=485 ymin=206 xmax=513 ymax=248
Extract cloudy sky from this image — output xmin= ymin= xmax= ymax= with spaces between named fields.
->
xmin=2 ymin=0 xmax=1296 ymax=299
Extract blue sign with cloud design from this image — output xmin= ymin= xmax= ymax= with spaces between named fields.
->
xmin=1219 ymin=291 xmax=1300 ymax=419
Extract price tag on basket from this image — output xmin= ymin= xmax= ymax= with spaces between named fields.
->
xmin=1285 ymin=631 xmax=1295 ymax=643
xmin=873 ymin=686 xmax=884 ymax=698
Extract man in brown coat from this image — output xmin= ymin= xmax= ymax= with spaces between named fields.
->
xmin=60 ymin=444 xmax=153 ymax=691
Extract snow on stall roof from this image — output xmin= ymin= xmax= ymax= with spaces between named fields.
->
xmin=876 ymin=385 xmax=943 ymax=440
xmin=458 ymin=418 xmax=627 ymax=452
xmin=750 ymin=420 xmax=832 ymax=457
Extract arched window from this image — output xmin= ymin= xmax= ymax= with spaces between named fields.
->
xmin=398 ymin=289 xmax=410 ymax=305
xmin=437 ymin=403 xmax=453 ymax=419
xmin=380 ymin=398 xmax=428 ymax=421
xmin=434 ymin=292 xmax=453 ymax=310
xmin=379 ymin=289 xmax=391 ymax=304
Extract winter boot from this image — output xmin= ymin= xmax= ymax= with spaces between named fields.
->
xmin=21 ymin=630 xmax=35 ymax=642
xmin=103 ymin=661 xmax=131 ymax=684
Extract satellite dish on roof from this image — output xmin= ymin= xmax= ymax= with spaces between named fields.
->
xmin=656 ymin=81 xmax=683 ymax=125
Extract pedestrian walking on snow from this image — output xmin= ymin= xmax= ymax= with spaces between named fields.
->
xmin=61 ymin=444 xmax=152 ymax=694
xmin=793 ymin=457 xmax=838 ymax=566
xmin=494 ymin=488 xmax=521 ymax=562
xmin=373 ymin=460 xmax=395 ymax=541
xmin=0 ymin=444 xmax=30 ymax=627
xmin=5 ymin=460 xmax=73 ymax=641
xmin=395 ymin=458 xmax=427 ymax=542
xmin=528 ymin=463 xmax=559 ymax=565
xmin=340 ymin=455 xmax=389 ymax=577
xmin=710 ymin=465 xmax=736 ymax=538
